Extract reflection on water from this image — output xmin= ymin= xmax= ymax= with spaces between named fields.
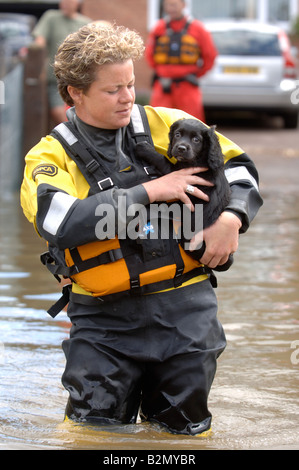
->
xmin=0 ymin=189 xmax=299 ymax=450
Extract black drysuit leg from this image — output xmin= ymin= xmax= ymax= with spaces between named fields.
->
xmin=61 ymin=279 xmax=226 ymax=435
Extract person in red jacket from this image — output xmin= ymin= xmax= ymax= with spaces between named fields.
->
xmin=145 ymin=0 xmax=217 ymax=122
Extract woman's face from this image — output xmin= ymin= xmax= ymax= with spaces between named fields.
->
xmin=69 ymin=59 xmax=136 ymax=129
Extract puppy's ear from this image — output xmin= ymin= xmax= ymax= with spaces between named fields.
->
xmin=167 ymin=121 xmax=179 ymax=159
xmin=203 ymin=127 xmax=224 ymax=171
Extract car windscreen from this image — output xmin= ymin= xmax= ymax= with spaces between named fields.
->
xmin=211 ymin=30 xmax=281 ymax=56
xmin=0 ymin=21 xmax=30 ymax=40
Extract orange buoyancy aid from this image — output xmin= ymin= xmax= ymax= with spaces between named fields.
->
xmin=153 ymin=20 xmax=201 ymax=65
xmin=63 ymin=237 xmax=204 ymax=298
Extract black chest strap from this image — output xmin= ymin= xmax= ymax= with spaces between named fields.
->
xmin=51 ymin=120 xmax=112 ymax=193
xmin=51 ymin=104 xmax=156 ymax=193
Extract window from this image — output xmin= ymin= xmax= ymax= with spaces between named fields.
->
xmin=210 ymin=29 xmax=281 ymax=56
xmin=269 ymin=0 xmax=290 ymax=21
xmin=191 ymin=0 xmax=257 ymax=20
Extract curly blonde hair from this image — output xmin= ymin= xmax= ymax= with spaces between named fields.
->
xmin=54 ymin=23 xmax=145 ymax=106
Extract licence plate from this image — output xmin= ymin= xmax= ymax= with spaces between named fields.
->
xmin=223 ymin=66 xmax=259 ymax=74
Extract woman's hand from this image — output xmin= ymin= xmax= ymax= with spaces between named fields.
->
xmin=189 ymin=211 xmax=242 ymax=268
xmin=142 ymin=167 xmax=213 ymax=211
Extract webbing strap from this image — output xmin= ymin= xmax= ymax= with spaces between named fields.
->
xmin=52 ymin=123 xmax=112 ymax=194
xmin=69 ymin=247 xmax=124 ymax=273
xmin=166 ymin=18 xmax=191 ymax=36
xmin=41 ymin=247 xmax=124 ymax=280
xmin=47 ymin=284 xmax=71 ymax=318
xmin=121 ymin=236 xmax=185 ymax=291
xmin=47 ymin=265 xmax=217 ymax=317
xmin=40 ymin=251 xmax=76 ymax=280
xmin=129 ymin=104 xmax=155 ymax=146
xmin=172 ymin=242 xmax=185 ymax=288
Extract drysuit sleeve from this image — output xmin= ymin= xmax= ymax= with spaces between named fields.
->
xmin=217 ymin=132 xmax=263 ymax=233
xmin=191 ymin=20 xmax=218 ymax=78
xmin=20 ymin=136 xmax=150 ymax=250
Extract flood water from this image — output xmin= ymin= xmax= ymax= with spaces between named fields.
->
xmin=1 ymin=154 xmax=299 ymax=450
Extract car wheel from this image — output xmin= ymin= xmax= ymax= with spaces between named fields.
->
xmin=283 ymin=112 xmax=299 ymax=129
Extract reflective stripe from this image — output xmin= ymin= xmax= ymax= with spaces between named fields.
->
xmin=55 ymin=123 xmax=78 ymax=146
xmin=43 ymin=192 xmax=77 ymax=236
xmin=130 ymin=104 xmax=145 ymax=134
xmin=225 ymin=166 xmax=259 ymax=191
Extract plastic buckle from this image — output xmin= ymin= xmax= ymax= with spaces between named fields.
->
xmin=130 ymin=279 xmax=140 ymax=289
xmin=98 ymin=177 xmax=113 ymax=190
xmin=175 ymin=267 xmax=184 ymax=278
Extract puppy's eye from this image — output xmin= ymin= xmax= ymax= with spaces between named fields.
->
xmin=192 ymin=136 xmax=201 ymax=143
xmin=174 ymin=132 xmax=181 ymax=139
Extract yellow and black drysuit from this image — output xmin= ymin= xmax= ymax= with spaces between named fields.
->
xmin=20 ymin=105 xmax=263 ymax=435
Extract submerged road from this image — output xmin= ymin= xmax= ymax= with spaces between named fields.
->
xmin=213 ymin=113 xmax=299 ymax=194
xmin=0 ymin=112 xmax=299 ymax=449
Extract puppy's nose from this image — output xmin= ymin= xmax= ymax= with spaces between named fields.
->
xmin=177 ymin=144 xmax=188 ymax=153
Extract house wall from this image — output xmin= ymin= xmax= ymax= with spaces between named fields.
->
xmin=81 ymin=0 xmax=152 ymax=98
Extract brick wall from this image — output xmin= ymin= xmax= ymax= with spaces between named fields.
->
xmin=82 ymin=0 xmax=153 ymax=99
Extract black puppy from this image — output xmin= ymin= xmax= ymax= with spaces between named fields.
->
xmin=135 ymin=118 xmax=233 ymax=271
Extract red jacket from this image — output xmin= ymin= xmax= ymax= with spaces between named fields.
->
xmin=145 ymin=17 xmax=218 ymax=79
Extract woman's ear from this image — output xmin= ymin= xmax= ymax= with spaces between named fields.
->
xmin=67 ymin=85 xmax=84 ymax=105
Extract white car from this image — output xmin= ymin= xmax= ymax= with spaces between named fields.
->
xmin=200 ymin=21 xmax=299 ymax=129
xmin=0 ymin=13 xmax=35 ymax=76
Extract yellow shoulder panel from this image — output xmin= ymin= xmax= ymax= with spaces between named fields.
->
xmin=144 ymin=105 xmax=244 ymax=164
xmin=20 ymin=135 xmax=90 ymax=224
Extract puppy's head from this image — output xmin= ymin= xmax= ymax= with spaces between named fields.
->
xmin=167 ymin=119 xmax=208 ymax=167
xmin=168 ymin=119 xmax=224 ymax=172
